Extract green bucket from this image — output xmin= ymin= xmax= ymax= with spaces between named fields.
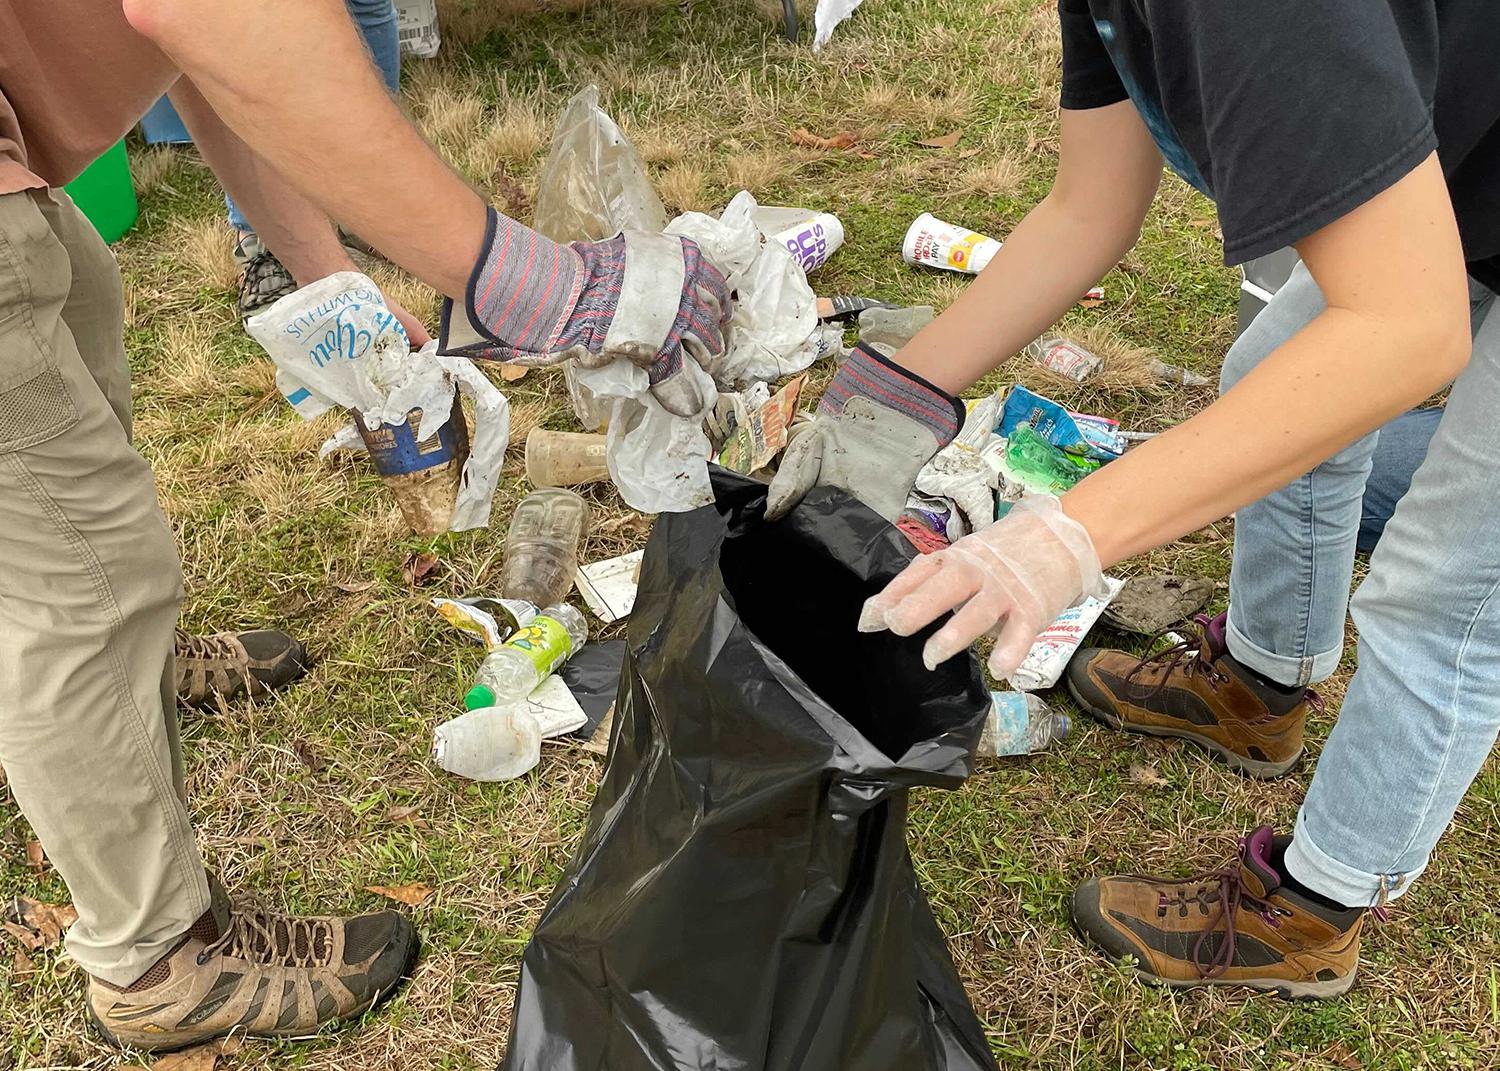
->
xmin=64 ymin=140 xmax=138 ymax=243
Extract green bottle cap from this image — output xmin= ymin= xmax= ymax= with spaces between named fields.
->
xmin=464 ymin=684 xmax=496 ymax=711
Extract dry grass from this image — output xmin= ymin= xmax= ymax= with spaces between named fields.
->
xmin=4 ymin=1 xmax=1498 ymax=1069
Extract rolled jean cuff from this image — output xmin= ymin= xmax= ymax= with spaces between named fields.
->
xmin=1224 ymin=614 xmax=1341 ymax=689
xmin=1284 ymin=810 xmax=1423 ymax=910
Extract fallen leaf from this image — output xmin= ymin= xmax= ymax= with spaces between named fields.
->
xmin=500 ymin=364 xmax=529 ymax=382
xmin=3 ymin=896 xmax=78 ymax=951
xmin=401 ymin=551 xmax=441 ymax=587
xmin=1128 ymin=763 xmax=1167 ymax=788
xmin=366 ymin=882 xmax=434 ymax=907
xmin=386 ymin=804 xmax=422 ymax=823
xmin=490 ymin=161 xmax=532 ymax=221
xmin=1078 ymin=297 xmax=1104 ymax=309
xmin=1324 ymin=1041 xmax=1363 ymax=1070
xmin=151 ymin=1040 xmax=231 ymax=1071
xmin=916 ymin=130 xmax=962 ymax=150
xmin=958 ymin=148 xmax=982 ymax=159
xmin=12 ymin=946 xmax=35 ymax=976
xmin=790 ymin=127 xmax=857 ymax=151
xmin=335 ymin=579 xmax=377 ymax=594
xmin=291 ymin=738 xmax=326 ymax=774
xmin=25 ymin=841 xmax=45 ymax=875
xmin=854 ymin=151 xmax=878 ymax=160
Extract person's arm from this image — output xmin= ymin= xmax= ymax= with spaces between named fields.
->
xmin=166 ymin=76 xmax=431 ymax=344
xmin=124 ymin=0 xmax=484 ymax=298
xmin=1064 ymin=152 xmax=1471 ymax=566
xmin=765 ymin=103 xmax=1162 ymax=521
xmin=900 ymin=100 xmax=1163 ymax=394
xmin=865 ymin=153 xmax=1472 ymax=676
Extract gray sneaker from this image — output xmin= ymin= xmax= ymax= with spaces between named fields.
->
xmin=88 ymin=881 xmax=418 ymax=1052
xmin=235 ymin=231 xmax=296 ymax=321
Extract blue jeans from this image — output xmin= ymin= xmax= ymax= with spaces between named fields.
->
xmin=1357 ymin=407 xmax=1441 ymax=554
xmin=226 ymin=0 xmax=401 ymax=232
xmin=1222 ymin=262 xmax=1500 ymax=906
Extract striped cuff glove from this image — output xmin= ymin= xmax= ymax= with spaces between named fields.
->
xmin=439 ymin=208 xmax=733 ymax=417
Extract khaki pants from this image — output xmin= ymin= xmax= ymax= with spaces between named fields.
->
xmin=0 ymin=188 xmax=208 ymax=986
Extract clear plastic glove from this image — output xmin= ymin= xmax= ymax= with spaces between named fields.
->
xmin=857 ymin=495 xmax=1107 ymax=677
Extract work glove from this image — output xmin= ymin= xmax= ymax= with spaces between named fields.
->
xmin=858 ymin=494 xmax=1107 ymax=677
xmin=439 ymin=207 xmax=733 ymax=417
xmin=765 ymin=342 xmax=966 ymax=522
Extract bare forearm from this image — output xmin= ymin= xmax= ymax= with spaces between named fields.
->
xmin=897 ymin=190 xmax=1146 ymax=394
xmin=125 ymin=0 xmax=484 ymax=298
xmin=1064 ymin=307 xmax=1468 ymax=567
xmin=167 ymin=79 xmax=353 ymax=284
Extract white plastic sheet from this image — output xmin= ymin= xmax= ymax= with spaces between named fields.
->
xmin=247 ymin=272 xmax=509 ymax=531
xmin=813 ymin=0 xmax=864 ymax=49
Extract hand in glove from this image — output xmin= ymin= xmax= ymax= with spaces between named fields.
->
xmin=766 ymin=343 xmax=966 ymax=522
xmin=439 ymin=207 xmax=733 ymax=417
xmin=857 ymin=495 xmax=1107 ymax=677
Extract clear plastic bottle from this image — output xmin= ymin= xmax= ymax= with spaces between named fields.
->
xmin=464 ymin=604 xmax=588 ymax=710
xmin=977 ymin=691 xmax=1071 ymax=758
xmin=431 ymin=705 xmax=542 ymax=781
xmin=501 ymin=488 xmax=591 ymax=609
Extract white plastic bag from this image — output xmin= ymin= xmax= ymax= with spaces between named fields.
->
xmin=247 ymin=272 xmax=509 ymax=531
xmin=814 ymin=0 xmax=864 ymax=49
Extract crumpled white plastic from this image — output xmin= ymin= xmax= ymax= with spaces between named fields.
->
xmin=914 ymin=442 xmax=998 ymax=534
xmin=667 ymin=191 xmax=819 ymax=389
xmin=533 ymin=88 xmax=821 ymax=514
xmin=247 ymin=272 xmax=509 ymax=531
xmin=814 ymin=0 xmax=864 ymax=49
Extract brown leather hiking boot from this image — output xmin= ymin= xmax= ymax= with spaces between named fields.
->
xmin=1064 ymin=612 xmax=1316 ymax=779
xmin=88 ymin=879 xmax=418 ymax=1052
xmin=1070 ymin=827 xmax=1365 ymax=999
xmin=174 ymin=629 xmax=308 ymax=705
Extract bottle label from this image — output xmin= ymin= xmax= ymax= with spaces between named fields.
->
xmin=501 ymin=613 xmax=574 ymax=677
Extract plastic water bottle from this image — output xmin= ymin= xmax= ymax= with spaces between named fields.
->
xmin=501 ymin=489 xmax=591 ymax=610
xmin=431 ymin=705 xmax=543 ymax=781
xmin=978 ymin=692 xmax=1070 ymax=758
xmin=463 ymin=604 xmax=588 ymax=710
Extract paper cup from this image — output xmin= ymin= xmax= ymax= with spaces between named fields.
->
xmin=901 ymin=213 xmax=1001 ymax=275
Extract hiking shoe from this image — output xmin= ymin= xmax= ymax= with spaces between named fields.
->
xmin=174 ymin=629 xmax=308 ymax=705
xmin=1070 ymin=826 xmax=1364 ymax=999
xmin=1064 ymin=612 xmax=1316 ymax=779
xmin=235 ymin=232 xmax=296 ymax=321
xmin=88 ymin=880 xmax=418 ymax=1051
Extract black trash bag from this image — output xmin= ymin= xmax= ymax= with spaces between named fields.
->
xmin=501 ymin=471 xmax=999 ymax=1071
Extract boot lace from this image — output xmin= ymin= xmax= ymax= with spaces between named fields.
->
xmin=198 ymin=902 xmax=333 ymax=969
xmin=1124 ymin=614 xmax=1227 ymax=693
xmin=175 ymin=630 xmax=252 ymax=689
xmin=1153 ymin=837 xmax=1292 ymax=979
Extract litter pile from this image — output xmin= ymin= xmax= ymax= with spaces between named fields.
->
xmin=241 ymin=87 xmax=1217 ymax=782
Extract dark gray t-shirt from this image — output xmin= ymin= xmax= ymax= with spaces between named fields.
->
xmin=1058 ymin=0 xmax=1500 ymax=290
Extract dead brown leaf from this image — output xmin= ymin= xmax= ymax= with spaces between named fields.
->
xmin=366 ymin=882 xmax=434 ymax=907
xmin=291 ymin=738 xmax=326 ymax=774
xmin=958 ymin=148 xmax=982 ymax=159
xmin=386 ymin=803 xmax=423 ymax=823
xmin=1324 ymin=1041 xmax=1363 ymax=1070
xmin=916 ymin=130 xmax=962 ymax=150
xmin=401 ymin=551 xmax=441 ymax=587
xmin=1128 ymin=763 xmax=1167 ymax=788
xmin=25 ymin=840 xmax=45 ymax=875
xmin=490 ymin=160 xmax=532 ymax=221
xmin=500 ymin=364 xmax=529 ymax=382
xmin=790 ymin=127 xmax=857 ymax=151
xmin=1077 ymin=298 xmax=1104 ymax=309
xmin=12 ymin=946 xmax=35 ymax=976
xmin=149 ymin=1038 xmax=241 ymax=1071
xmin=335 ymin=579 xmax=377 ymax=594
xmin=3 ymin=896 xmax=78 ymax=951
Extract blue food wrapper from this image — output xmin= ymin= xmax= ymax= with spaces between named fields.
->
xmin=998 ymin=385 xmax=1124 ymax=463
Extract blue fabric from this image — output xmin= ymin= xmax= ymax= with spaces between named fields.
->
xmin=227 ymin=0 xmax=401 ymax=233
xmin=1358 ymin=407 xmax=1442 ymax=555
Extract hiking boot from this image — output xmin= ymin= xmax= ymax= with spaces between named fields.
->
xmin=88 ymin=879 xmax=418 ymax=1052
xmin=1070 ymin=826 xmax=1365 ymax=999
xmin=174 ymin=629 xmax=308 ymax=705
xmin=1064 ymin=612 xmax=1317 ymax=779
xmin=235 ymin=231 xmax=296 ymax=321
